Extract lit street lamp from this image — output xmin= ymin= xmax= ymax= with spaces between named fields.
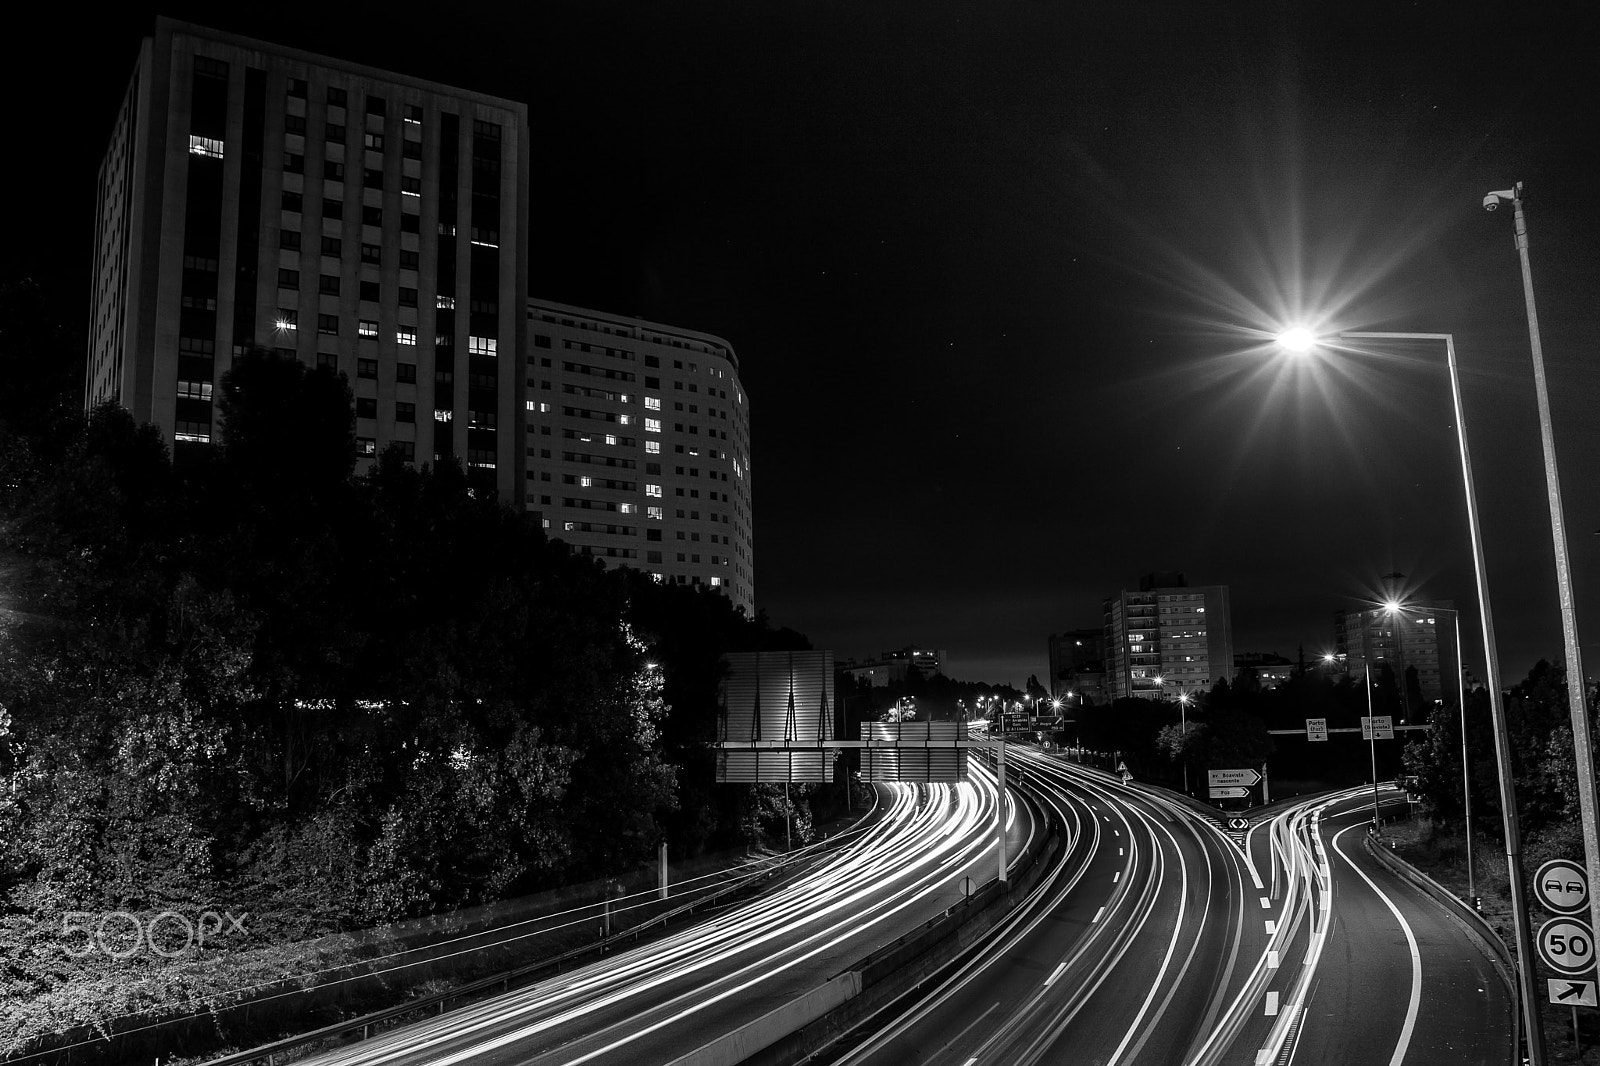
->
xmin=1485 ymin=183 xmax=1600 ymax=963
xmin=1273 ymin=327 xmax=1545 ymax=1064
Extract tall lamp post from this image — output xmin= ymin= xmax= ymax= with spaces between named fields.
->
xmin=1178 ymin=691 xmax=1192 ymax=793
xmin=1276 ymin=327 xmax=1545 ymax=1064
xmin=1485 ymin=183 xmax=1600 ymax=954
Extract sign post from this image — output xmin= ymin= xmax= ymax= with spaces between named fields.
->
xmin=1536 ymin=857 xmax=1596 ymax=1053
xmin=1360 ymin=712 xmax=1393 ymax=827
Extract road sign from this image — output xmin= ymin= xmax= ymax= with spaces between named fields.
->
xmin=959 ymin=875 xmax=976 ymax=899
xmin=1538 ymin=917 xmax=1597 ymax=975
xmin=1536 ymin=859 xmax=1591 ymax=916
xmin=1116 ymin=760 xmax=1129 ymax=773
xmin=1227 ymin=816 xmax=1250 ymax=831
xmin=1305 ymin=718 xmax=1328 ymax=742
xmin=1360 ymin=715 xmax=1394 ymax=741
xmin=1549 ymin=978 xmax=1599 ymax=1007
xmin=1000 ymin=714 xmax=1029 ymax=732
xmin=1120 ymin=771 xmax=1133 ymax=785
xmin=1207 ymin=768 xmax=1262 ymax=788
xmin=1210 ymin=786 xmax=1250 ymax=800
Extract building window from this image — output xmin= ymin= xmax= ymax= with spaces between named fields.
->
xmin=319 ymin=274 xmax=339 ymax=295
xmin=396 ymin=363 xmax=416 ymax=383
xmin=647 ymin=506 xmax=663 ymax=520
xmin=188 ymin=135 xmax=224 ymax=159
xmin=279 ymin=230 xmax=301 ymax=250
xmin=324 ymin=161 xmax=345 ymax=181
xmin=644 ymin=396 xmax=661 ymax=410
xmin=356 ymin=436 xmax=377 ymax=456
xmin=281 ymin=191 xmax=303 ymax=213
xmin=401 ymin=176 xmax=421 ymax=198
xmin=364 ymin=131 xmax=384 ymax=151
xmin=321 ymin=235 xmax=342 ymax=257
xmin=396 ymin=327 xmax=417 ymax=346
xmin=327 ymin=86 xmax=348 ymax=107
xmin=277 ymin=268 xmax=299 ymax=289
xmin=404 ymin=104 xmax=423 ymax=125
xmin=644 ymin=418 xmax=661 ymax=433
xmin=284 ymin=153 xmax=304 ymax=174
xmin=468 ymin=336 xmax=496 ymax=356
xmin=287 ymin=78 xmax=307 ymax=99
xmin=317 ymin=313 xmax=338 ymax=335
xmin=324 ymin=199 xmax=343 ymax=221
xmin=362 ymin=205 xmax=383 ymax=226
xmin=366 ymin=95 xmax=387 ymax=116
xmin=396 ymin=401 xmax=415 ymax=423
xmin=437 ymin=295 xmax=456 ymax=310
xmin=358 ymin=319 xmax=378 ymax=337
xmin=363 ymin=168 xmax=384 ymax=190
xmin=356 ymin=398 xmax=377 ymax=419
xmin=325 ymin=122 xmax=345 ymax=143
xmin=645 ymin=440 xmax=661 ymax=454
xmin=645 ymin=484 xmax=662 ymax=498
xmin=399 ymin=288 xmax=417 ymax=307
xmin=174 ymin=420 xmax=212 ymax=443
xmin=357 ymin=358 xmax=377 ymax=379
xmin=176 ymin=380 xmax=213 ymax=401
xmin=399 ymin=249 xmax=419 ymax=269
xmin=274 ymin=309 xmax=297 ymax=332
xmin=359 ymin=281 xmax=380 ymax=301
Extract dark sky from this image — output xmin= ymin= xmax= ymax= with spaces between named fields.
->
xmin=17 ymin=1 xmax=1600 ymax=687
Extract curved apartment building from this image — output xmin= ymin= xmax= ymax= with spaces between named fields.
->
xmin=524 ymin=299 xmax=753 ymax=615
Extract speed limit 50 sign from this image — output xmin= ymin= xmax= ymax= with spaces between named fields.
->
xmin=1538 ymin=917 xmax=1597 ymax=976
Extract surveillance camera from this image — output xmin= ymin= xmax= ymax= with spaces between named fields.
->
xmin=1482 ymin=194 xmax=1499 ymax=212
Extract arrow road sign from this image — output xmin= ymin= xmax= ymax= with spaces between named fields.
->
xmin=1227 ymin=816 xmax=1250 ymax=831
xmin=1549 ymin=979 xmax=1599 ymax=1007
xmin=1361 ymin=715 xmax=1394 ymax=741
xmin=1209 ymin=786 xmax=1250 ymax=800
xmin=1538 ymin=917 xmax=1598 ymax=975
xmin=1536 ymin=859 xmax=1591 ymax=916
xmin=1207 ymin=768 xmax=1262 ymax=788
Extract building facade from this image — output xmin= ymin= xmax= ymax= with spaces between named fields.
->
xmin=89 ymin=22 xmax=754 ymax=612
xmin=524 ymin=300 xmax=753 ymax=614
xmin=1333 ymin=602 xmax=1460 ymax=715
xmin=1046 ymin=629 xmax=1108 ymax=704
xmin=88 ymin=19 xmax=529 ymax=498
xmin=840 ymin=647 xmax=947 ymax=688
xmin=1103 ymin=573 xmax=1233 ymax=701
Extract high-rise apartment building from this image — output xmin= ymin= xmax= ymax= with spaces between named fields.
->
xmin=88 ymin=22 xmax=756 ymax=611
xmin=1103 ymin=572 xmax=1233 ymax=701
xmin=87 ymin=19 xmax=528 ymax=498
xmin=524 ymin=300 xmax=754 ymax=615
xmin=1333 ymin=602 xmax=1460 ymax=715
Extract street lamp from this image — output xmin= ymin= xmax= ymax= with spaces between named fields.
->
xmin=1388 ymin=601 xmax=1475 ymax=907
xmin=1485 ymin=183 xmax=1600 ymax=958
xmin=1177 ymin=691 xmax=1192 ymax=793
xmin=1273 ymin=328 xmax=1545 ymax=1064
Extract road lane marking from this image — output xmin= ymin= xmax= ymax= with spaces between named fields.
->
xmin=1265 ymin=920 xmax=1276 ymax=934
xmin=1268 ymin=949 xmax=1279 ymax=969
xmin=935 ymin=1001 xmax=1000 ymax=1059
xmin=1332 ymin=823 xmax=1422 ymax=1066
xmin=1265 ymin=990 xmax=1279 ymax=1015
xmin=1113 ymin=871 xmax=1120 ymax=882
xmin=1260 ymin=896 xmax=1271 ymax=909
xmin=1093 ymin=906 xmax=1105 ymax=923
xmin=1046 ymin=960 xmax=1069 ymax=986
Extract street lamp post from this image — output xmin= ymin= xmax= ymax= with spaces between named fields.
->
xmin=1485 ymin=183 xmax=1600 ymax=956
xmin=1278 ymin=329 xmax=1546 ymax=1064
xmin=1178 ymin=692 xmax=1192 ymax=793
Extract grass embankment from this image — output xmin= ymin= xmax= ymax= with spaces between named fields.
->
xmin=1387 ymin=819 xmax=1596 ymax=1063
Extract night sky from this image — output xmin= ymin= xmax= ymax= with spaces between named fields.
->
xmin=17 ymin=1 xmax=1600 ymax=687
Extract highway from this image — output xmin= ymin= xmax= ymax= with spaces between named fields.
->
xmin=284 ymin=747 xmax=1512 ymax=1066
xmin=817 ymin=754 xmax=1513 ymax=1066
xmin=293 ymin=763 xmax=1038 ymax=1066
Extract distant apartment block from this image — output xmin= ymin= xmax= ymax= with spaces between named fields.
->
xmin=88 ymin=19 xmax=528 ymax=497
xmin=1046 ymin=629 xmax=1108 ymax=704
xmin=1333 ymin=602 xmax=1460 ymax=715
xmin=524 ymin=299 xmax=753 ymax=615
xmin=841 ymin=647 xmax=947 ymax=687
xmin=1103 ymin=572 xmax=1233 ymax=701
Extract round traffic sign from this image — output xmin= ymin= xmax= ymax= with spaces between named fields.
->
xmin=1538 ymin=917 xmax=1597 ymax=975
xmin=1535 ymin=859 xmax=1590 ymax=916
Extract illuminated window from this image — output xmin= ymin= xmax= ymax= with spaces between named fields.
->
xmin=437 ymin=295 xmax=455 ymax=310
xmin=188 ymin=135 xmax=224 ymax=158
xmin=358 ymin=319 xmax=378 ymax=338
xmin=620 ymin=503 xmax=636 ymax=514
xmin=710 ymin=577 xmax=722 ymax=587
xmin=646 ymin=440 xmax=661 ymax=454
xmin=644 ymin=418 xmax=661 ymax=433
xmin=434 ymin=409 xmax=453 ymax=422
xmin=579 ymin=475 xmax=593 ymax=488
xmin=174 ymin=420 xmax=212 ymax=443
xmin=275 ymin=309 xmax=297 ymax=332
xmin=468 ymin=336 xmax=497 ymax=356
xmin=645 ymin=484 xmax=662 ymax=498
xmin=644 ymin=396 xmax=661 ymax=410
xmin=647 ymin=506 xmax=663 ymax=520
xmin=396 ymin=327 xmax=417 ymax=346
xmin=176 ymin=380 xmax=213 ymax=401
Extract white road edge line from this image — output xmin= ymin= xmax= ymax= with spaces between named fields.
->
xmin=1332 ymin=823 xmax=1423 ymax=1066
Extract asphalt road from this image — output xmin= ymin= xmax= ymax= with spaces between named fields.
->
xmin=293 ymin=763 xmax=1038 ymax=1066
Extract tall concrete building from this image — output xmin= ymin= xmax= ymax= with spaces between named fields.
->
xmin=88 ymin=22 xmax=755 ymax=611
xmin=88 ymin=19 xmax=528 ymax=497
xmin=1333 ymin=602 xmax=1460 ymax=716
xmin=525 ymin=299 xmax=754 ymax=615
xmin=1103 ymin=572 xmax=1233 ymax=701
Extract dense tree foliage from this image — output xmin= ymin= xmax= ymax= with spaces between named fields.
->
xmin=0 ymin=350 xmax=805 ymax=1001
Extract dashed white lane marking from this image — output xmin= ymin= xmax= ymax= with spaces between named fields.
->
xmin=1266 ymin=990 xmax=1280 ymax=1016
xmin=1268 ymin=949 xmax=1280 ymax=969
xmin=1093 ymin=906 xmax=1106 ymax=923
xmin=1045 ymin=961 xmax=1069 ymax=987
xmin=1113 ymin=871 xmax=1120 ymax=882
xmin=1260 ymin=896 xmax=1271 ymax=909
xmin=1265 ymin=920 xmax=1276 ymax=934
